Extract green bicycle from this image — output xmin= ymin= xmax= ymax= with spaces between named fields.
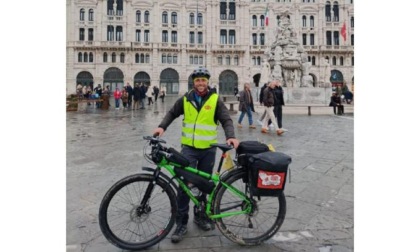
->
xmin=99 ymin=136 xmax=290 ymax=250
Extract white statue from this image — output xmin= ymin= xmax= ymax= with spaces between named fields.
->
xmin=260 ymin=59 xmax=271 ymax=85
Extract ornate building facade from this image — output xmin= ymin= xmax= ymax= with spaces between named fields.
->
xmin=66 ymin=0 xmax=354 ymax=95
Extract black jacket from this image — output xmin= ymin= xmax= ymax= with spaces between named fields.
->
xmin=273 ymin=86 xmax=285 ymax=107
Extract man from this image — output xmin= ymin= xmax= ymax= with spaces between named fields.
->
xmin=261 ymin=80 xmax=283 ymax=135
xmin=153 ymin=85 xmax=159 ymax=102
xmin=152 ymin=66 xmax=239 ymax=243
xmin=237 ymin=82 xmax=256 ymax=129
xmin=93 ymin=84 xmax=102 ymax=108
xmin=273 ymin=80 xmax=285 ymax=135
xmin=329 ymin=92 xmax=344 ymax=115
xmin=125 ymin=82 xmax=133 ymax=109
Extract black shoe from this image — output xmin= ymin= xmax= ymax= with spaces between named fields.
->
xmin=171 ymin=224 xmax=187 ymax=243
xmin=193 ymin=216 xmax=211 ymax=231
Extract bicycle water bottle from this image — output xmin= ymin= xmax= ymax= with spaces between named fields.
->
xmin=189 ymin=184 xmax=202 ymax=197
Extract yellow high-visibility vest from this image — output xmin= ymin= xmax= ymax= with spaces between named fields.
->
xmin=181 ymin=94 xmax=218 ymax=149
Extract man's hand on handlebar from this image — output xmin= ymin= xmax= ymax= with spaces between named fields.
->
xmin=153 ymin=127 xmax=165 ymax=137
xmin=226 ymin=138 xmax=239 ymax=149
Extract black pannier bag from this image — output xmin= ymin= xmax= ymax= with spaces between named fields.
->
xmin=247 ymin=151 xmax=292 ymax=196
xmin=236 ymin=141 xmax=270 ymax=167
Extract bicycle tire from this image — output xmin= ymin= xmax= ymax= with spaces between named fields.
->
xmin=212 ymin=168 xmax=286 ymax=245
xmin=98 ymin=173 xmax=177 ymax=250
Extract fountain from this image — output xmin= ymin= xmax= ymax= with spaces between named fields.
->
xmin=263 ymin=15 xmax=331 ymax=104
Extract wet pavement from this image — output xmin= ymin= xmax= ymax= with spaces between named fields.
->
xmin=67 ymin=97 xmax=354 ymax=252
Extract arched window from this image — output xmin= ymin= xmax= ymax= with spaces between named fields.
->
xmin=78 ymin=52 xmax=83 ymax=62
xmin=257 ymin=56 xmax=261 ymax=65
xmin=112 ymin=52 xmax=116 ymax=63
xmin=310 ymin=16 xmax=314 ymax=27
xmin=173 ymin=54 xmax=178 ymax=64
xmin=252 ymin=33 xmax=257 ymax=45
xmin=351 ymin=34 xmax=354 ymax=46
xmin=252 ymin=15 xmax=257 ymax=26
xmin=88 ymin=9 xmax=94 ymax=21
xmin=162 ymin=54 xmax=166 ymax=63
xmin=103 ymin=52 xmax=108 ymax=62
xmin=333 ymin=1 xmax=339 ymax=22
xmin=234 ymin=55 xmax=239 ymax=65
xmin=332 ymin=56 xmax=336 ymax=65
xmin=80 ymin=9 xmax=85 ymax=21
xmin=141 ymin=53 xmax=145 ymax=63
xmin=145 ymin=11 xmax=150 ymax=23
xmin=162 ymin=11 xmax=168 ymax=23
xmin=218 ymin=56 xmax=223 ymax=65
xmin=352 ymin=56 xmax=354 ymax=66
xmin=189 ymin=55 xmax=193 ymax=64
xmin=120 ymin=53 xmax=125 ymax=63
xmin=79 ymin=28 xmax=85 ymax=41
xmin=226 ymin=55 xmax=231 ymax=65
xmin=302 ymin=16 xmax=307 ymax=27
xmin=136 ymin=11 xmax=141 ymax=23
xmin=171 ymin=12 xmax=177 ymax=24
xmin=199 ymin=55 xmax=203 ymax=65
xmin=311 ymin=56 xmax=316 ymax=65
xmin=302 ymin=34 xmax=307 ymax=45
xmin=135 ymin=53 xmax=139 ymax=63
xmin=83 ymin=52 xmax=88 ymax=62
xmin=190 ymin=13 xmax=195 ymax=25
xmin=325 ymin=1 xmax=331 ymax=21
xmin=351 ymin=16 xmax=354 ymax=28
xmin=89 ymin=52 xmax=93 ymax=62
xmin=252 ymin=56 xmax=256 ymax=65
xmin=340 ymin=56 xmax=344 ymax=65
xmin=260 ymin=33 xmax=265 ymax=45
xmin=277 ymin=15 xmax=281 ymax=26
xmin=197 ymin=13 xmax=203 ymax=25
xmin=229 ymin=30 xmax=235 ymax=44
xmin=260 ymin=15 xmax=265 ymax=26
xmin=146 ymin=54 xmax=150 ymax=63
xmin=168 ymin=54 xmax=172 ymax=64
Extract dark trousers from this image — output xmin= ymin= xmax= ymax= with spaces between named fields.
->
xmin=333 ymin=105 xmax=344 ymax=115
xmin=273 ymin=105 xmax=283 ymax=128
xmin=176 ymin=146 xmax=216 ymax=225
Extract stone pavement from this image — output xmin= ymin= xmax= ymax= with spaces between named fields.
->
xmin=67 ymin=97 xmax=354 ymax=252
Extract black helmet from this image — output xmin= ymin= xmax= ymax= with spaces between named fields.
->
xmin=191 ymin=67 xmax=211 ymax=80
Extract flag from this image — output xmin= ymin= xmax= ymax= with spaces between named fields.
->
xmin=222 ymin=152 xmax=234 ymax=170
xmin=340 ymin=22 xmax=347 ymax=41
xmin=264 ymin=5 xmax=269 ymax=26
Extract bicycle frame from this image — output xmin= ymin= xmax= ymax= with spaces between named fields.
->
xmin=145 ymin=143 xmax=252 ymax=220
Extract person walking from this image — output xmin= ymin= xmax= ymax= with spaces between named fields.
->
xmin=152 ymin=66 xmax=239 ymax=244
xmin=237 ymin=82 xmax=256 ymax=129
xmin=121 ymin=88 xmax=129 ymax=109
xmin=261 ymin=80 xmax=283 ymax=135
xmin=132 ymin=83 xmax=140 ymax=110
xmin=145 ymin=85 xmax=154 ymax=105
xmin=272 ymin=80 xmax=285 ymax=135
xmin=159 ymin=86 xmax=166 ymax=102
xmin=153 ymin=85 xmax=160 ymax=102
xmin=113 ymin=87 xmax=122 ymax=109
xmin=93 ymin=84 xmax=103 ymax=108
xmin=101 ymin=85 xmax=110 ymax=110
xmin=125 ymin=82 xmax=133 ymax=109
xmin=139 ymin=83 xmax=147 ymax=109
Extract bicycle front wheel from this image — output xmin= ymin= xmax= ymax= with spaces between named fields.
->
xmin=98 ymin=173 xmax=177 ymax=250
xmin=212 ymin=169 xmax=286 ymax=246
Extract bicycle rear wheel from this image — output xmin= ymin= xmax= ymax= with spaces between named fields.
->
xmin=98 ymin=173 xmax=177 ymax=250
xmin=212 ymin=169 xmax=286 ymax=245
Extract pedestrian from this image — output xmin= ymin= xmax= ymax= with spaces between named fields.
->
xmin=261 ymin=80 xmax=283 ymax=135
xmin=234 ymin=86 xmax=239 ymax=101
xmin=93 ymin=84 xmax=103 ymax=108
xmin=153 ymin=85 xmax=159 ymax=102
xmin=101 ymin=85 xmax=110 ymax=110
xmin=329 ymin=92 xmax=344 ymax=115
xmin=113 ymin=87 xmax=122 ymax=109
xmin=139 ymin=83 xmax=147 ymax=109
xmin=257 ymin=82 xmax=271 ymax=127
xmin=145 ymin=85 xmax=154 ymax=105
xmin=133 ymin=83 xmax=140 ymax=110
xmin=159 ymin=86 xmax=166 ymax=102
xmin=272 ymin=80 xmax=285 ymax=134
xmin=152 ymin=66 xmax=239 ymax=244
xmin=125 ymin=82 xmax=133 ymax=108
xmin=121 ymin=88 xmax=129 ymax=109
xmin=237 ymin=82 xmax=256 ymax=129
